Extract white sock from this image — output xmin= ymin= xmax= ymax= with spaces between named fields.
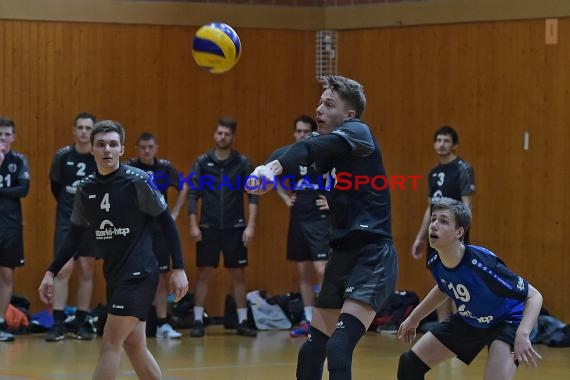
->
xmin=304 ymin=306 xmax=313 ymax=322
xmin=194 ymin=306 xmax=204 ymax=322
xmin=237 ymin=308 xmax=248 ymax=323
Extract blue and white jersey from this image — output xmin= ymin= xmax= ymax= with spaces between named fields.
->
xmin=428 ymin=245 xmax=528 ymax=328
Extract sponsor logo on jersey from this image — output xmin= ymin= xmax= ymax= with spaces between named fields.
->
xmin=111 ymin=304 xmax=125 ymax=310
xmin=458 ymin=304 xmax=494 ymax=324
xmin=95 ymin=219 xmax=131 ymax=240
xmin=517 ymin=277 xmax=525 ymax=291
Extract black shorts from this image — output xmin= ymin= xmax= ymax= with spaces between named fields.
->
xmin=107 ymin=272 xmax=159 ymax=321
xmin=0 ymin=227 xmax=24 ymax=268
xmin=430 ymin=313 xmax=518 ymax=365
xmin=287 ymin=216 xmax=330 ymax=262
xmin=152 ymin=230 xmax=171 ymax=273
xmin=316 ymin=240 xmax=398 ymax=312
xmin=54 ymin=224 xmax=99 ymax=259
xmin=196 ymin=227 xmax=247 ymax=268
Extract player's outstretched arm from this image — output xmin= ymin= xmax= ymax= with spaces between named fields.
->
xmin=246 ymin=162 xmax=282 ymax=195
xmin=514 ymin=284 xmax=543 ymax=368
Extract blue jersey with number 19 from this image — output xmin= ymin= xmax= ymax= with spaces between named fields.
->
xmin=428 ymin=245 xmax=528 ymax=329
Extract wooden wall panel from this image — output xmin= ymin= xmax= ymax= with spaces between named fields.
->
xmin=1 ymin=19 xmax=321 ymax=316
xmin=1 ymin=17 xmax=569 ymax=322
xmin=339 ymin=19 xmax=570 ymax=320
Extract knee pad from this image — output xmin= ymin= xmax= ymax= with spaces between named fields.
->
xmin=325 ymin=313 xmax=366 ymax=377
xmin=296 ymin=327 xmax=328 ymax=380
xmin=397 ymin=351 xmax=429 ymax=380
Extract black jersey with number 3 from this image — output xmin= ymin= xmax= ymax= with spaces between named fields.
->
xmin=428 ymin=157 xmax=475 ymax=202
xmin=71 ymin=165 xmax=167 ymax=283
xmin=49 ymin=145 xmax=97 ymax=222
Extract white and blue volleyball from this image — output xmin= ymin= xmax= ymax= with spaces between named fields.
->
xmin=192 ymin=22 xmax=241 ymax=74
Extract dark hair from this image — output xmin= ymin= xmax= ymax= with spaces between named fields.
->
xmin=136 ymin=132 xmax=156 ymax=144
xmin=321 ymin=75 xmax=366 ymax=118
xmin=0 ymin=116 xmax=15 ymax=131
xmin=91 ymin=120 xmax=125 ymax=145
xmin=217 ymin=117 xmax=237 ymax=133
xmin=431 ymin=197 xmax=472 ymax=240
xmin=74 ymin=112 xmax=96 ymax=125
xmin=293 ymin=115 xmax=317 ymax=132
xmin=434 ymin=126 xmax=459 ymax=145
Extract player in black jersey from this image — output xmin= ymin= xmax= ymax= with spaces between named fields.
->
xmin=39 ymin=120 xmax=188 ymax=380
xmin=124 ymin=132 xmax=182 ymax=339
xmin=46 ymin=112 xmax=98 ymax=342
xmin=412 ymin=126 xmax=476 ymax=321
xmin=173 ymin=117 xmax=258 ymax=338
xmin=268 ymin=115 xmax=330 ymax=337
xmin=0 ymin=117 xmax=30 ymax=342
xmin=398 ymin=198 xmax=542 ymax=380
xmin=248 ymin=76 xmax=398 ymax=380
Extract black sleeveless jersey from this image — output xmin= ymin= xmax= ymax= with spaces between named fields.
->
xmin=71 ymin=165 xmax=167 ymax=283
xmin=0 ymin=150 xmax=30 ymax=228
xmin=49 ymin=145 xmax=97 ymax=222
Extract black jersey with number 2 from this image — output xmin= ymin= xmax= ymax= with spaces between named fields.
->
xmin=49 ymin=145 xmax=97 ymax=222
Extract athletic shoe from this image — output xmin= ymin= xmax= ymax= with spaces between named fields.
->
xmin=290 ymin=321 xmax=310 ymax=337
xmin=156 ymin=323 xmax=182 ymax=339
xmin=190 ymin=321 xmax=205 ymax=338
xmin=69 ymin=317 xmax=96 ymax=341
xmin=45 ymin=323 xmax=66 ymax=342
xmin=236 ymin=321 xmax=257 ymax=337
xmin=0 ymin=329 xmax=15 ymax=342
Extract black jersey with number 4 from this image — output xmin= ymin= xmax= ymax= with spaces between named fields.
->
xmin=428 ymin=157 xmax=475 ymax=202
xmin=70 ymin=165 xmax=167 ymax=283
xmin=123 ymin=157 xmax=179 ymax=202
xmin=49 ymin=145 xmax=97 ymax=223
xmin=0 ymin=150 xmax=30 ymax=228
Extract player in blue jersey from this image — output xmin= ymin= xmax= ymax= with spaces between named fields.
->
xmin=397 ymin=198 xmax=542 ymax=380
xmin=247 ymin=75 xmax=398 ymax=380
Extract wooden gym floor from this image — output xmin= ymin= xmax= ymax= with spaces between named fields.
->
xmin=0 ymin=325 xmax=568 ymax=379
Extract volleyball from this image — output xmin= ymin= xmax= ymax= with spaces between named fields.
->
xmin=192 ymin=22 xmax=241 ymax=74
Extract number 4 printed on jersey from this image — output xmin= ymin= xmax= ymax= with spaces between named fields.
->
xmin=100 ymin=193 xmax=111 ymax=212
